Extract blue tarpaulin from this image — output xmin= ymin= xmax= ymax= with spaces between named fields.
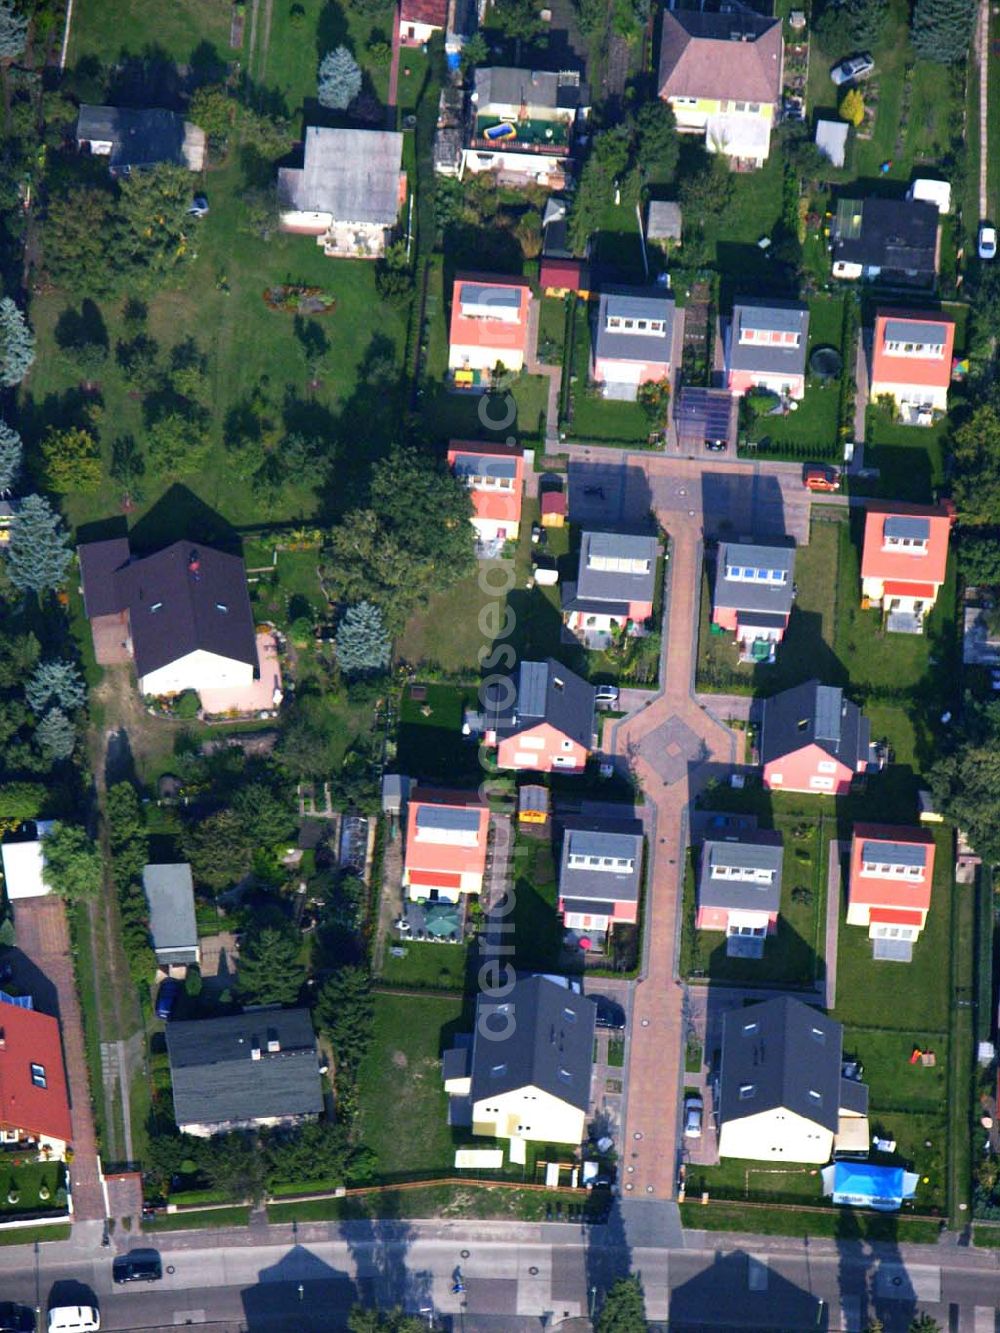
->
xmin=822 ymin=1162 xmax=918 ymax=1212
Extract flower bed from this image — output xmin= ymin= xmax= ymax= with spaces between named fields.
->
xmin=263 ymin=286 xmax=337 ymax=315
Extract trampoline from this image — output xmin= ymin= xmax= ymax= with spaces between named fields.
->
xmin=809 ymin=345 xmax=843 ymax=380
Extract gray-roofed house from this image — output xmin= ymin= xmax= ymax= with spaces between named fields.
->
xmin=647 ymin=201 xmax=682 ymax=249
xmin=831 ymin=197 xmax=940 ymax=287
xmin=724 ymin=299 xmax=810 ymax=401
xmin=760 ymin=679 xmax=872 ymax=795
xmin=462 ymin=67 xmax=589 ymax=188
xmin=278 ymin=127 xmax=406 ymax=259
xmin=487 ymin=658 xmax=596 ymax=774
xmin=442 ymin=976 xmax=596 ymax=1151
xmin=592 ymin=287 xmax=675 ymax=402
xmin=77 ymin=537 xmax=258 ymax=698
xmin=562 ymin=531 xmax=659 ymax=648
xmin=557 ymin=817 xmax=644 ymax=935
xmin=696 ymin=834 xmax=783 ymax=957
xmin=76 ymin=105 xmax=205 ymax=174
xmin=142 ymin=863 xmax=199 ymax=974
xmin=718 ymin=996 xmax=869 ymax=1161
xmin=712 ymin=541 xmax=796 ymax=663
xmin=166 ymin=1009 xmax=324 ymax=1137
xmin=657 ymin=10 xmax=783 ymax=167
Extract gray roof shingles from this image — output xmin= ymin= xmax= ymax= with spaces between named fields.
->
xmin=574 ymin=531 xmax=659 ymax=607
xmin=697 ymin=835 xmax=783 ymax=912
xmin=278 ymin=127 xmax=404 ymax=226
xmin=714 ymin=542 xmax=796 ymax=616
xmin=77 ymin=104 xmax=186 ymax=170
xmin=727 ymin=300 xmax=809 ymax=378
xmin=489 ymin=658 xmax=595 ymax=749
xmin=719 ymin=996 xmax=845 ymax=1133
xmin=759 ymin=679 xmax=870 ymax=771
xmin=559 ymin=818 xmax=644 ymax=907
xmin=592 ymin=287 xmax=674 ymax=366
xmin=167 ymin=1009 xmax=324 ymax=1130
xmin=142 ymin=863 xmax=198 ymax=961
xmin=470 ymin=976 xmax=595 ymax=1112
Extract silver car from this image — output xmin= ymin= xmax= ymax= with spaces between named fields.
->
xmin=683 ymin=1094 xmax=704 ymax=1138
xmin=830 ymin=53 xmax=874 ymax=86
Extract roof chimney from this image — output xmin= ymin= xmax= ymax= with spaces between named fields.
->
xmin=188 ymin=549 xmax=201 ymax=578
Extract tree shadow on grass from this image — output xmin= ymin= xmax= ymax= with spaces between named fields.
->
xmin=54 ymin=299 xmax=109 ymax=353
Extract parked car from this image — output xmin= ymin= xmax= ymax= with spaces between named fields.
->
xmin=802 ymin=464 xmax=840 ymax=492
xmin=594 ymin=684 xmax=620 ymax=709
xmin=593 ymin=996 xmax=626 ymax=1031
xmin=47 ymin=1310 xmax=99 ymax=1333
xmin=683 ymin=1094 xmax=704 ymax=1139
xmin=154 ymin=978 xmax=181 ymax=1021
xmin=979 ymin=222 xmax=997 ymax=260
xmin=704 ymin=439 xmax=727 ymax=453
xmin=186 ymin=194 xmax=209 ymax=218
xmin=0 ymin=1303 xmax=35 ymax=1333
xmin=112 ymin=1250 xmax=163 ymax=1285
xmin=830 ymin=53 xmax=874 ymax=85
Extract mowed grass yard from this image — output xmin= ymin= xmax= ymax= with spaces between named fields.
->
xmin=746 ymin=296 xmax=844 ymax=454
xmin=67 ymin=0 xmax=234 ymax=65
xmin=27 ymin=155 xmax=410 ymax=538
xmin=355 ymin=992 xmax=465 ymax=1180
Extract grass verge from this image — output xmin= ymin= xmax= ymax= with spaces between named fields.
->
xmin=680 ymin=1201 xmax=942 ymax=1244
xmin=142 ymin=1206 xmax=252 ymax=1232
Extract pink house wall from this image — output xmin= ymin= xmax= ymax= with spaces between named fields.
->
xmin=497 ymin=721 xmax=589 ymax=773
xmin=763 ymin=742 xmax=854 ymax=795
xmin=695 ymin=905 xmax=779 ymax=932
xmin=592 ymin=356 xmax=670 ymax=386
xmin=728 ymin=368 xmax=806 ymax=399
xmin=712 ymin=606 xmax=739 ymax=631
xmin=558 ymin=897 xmax=638 ymax=924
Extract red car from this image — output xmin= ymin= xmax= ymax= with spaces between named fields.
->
xmin=803 ymin=465 xmax=840 ymax=492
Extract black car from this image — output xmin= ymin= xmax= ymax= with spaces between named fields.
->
xmin=704 ymin=439 xmax=727 ymax=453
xmin=0 ymin=1303 xmax=34 ymax=1333
xmin=113 ymin=1250 xmax=163 ymax=1284
xmin=593 ymin=996 xmax=626 ymax=1031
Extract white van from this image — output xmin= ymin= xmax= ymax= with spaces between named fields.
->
xmin=48 ymin=1308 xmax=100 ymax=1333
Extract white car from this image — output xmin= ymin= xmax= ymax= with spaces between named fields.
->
xmin=830 ymin=53 xmax=875 ymax=86
xmin=683 ymin=1094 xmax=704 ymax=1138
xmin=979 ymin=223 xmax=997 ymax=261
xmin=48 ymin=1309 xmax=100 ymax=1333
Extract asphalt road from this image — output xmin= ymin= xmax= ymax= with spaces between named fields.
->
xmin=4 ymin=1221 xmax=1000 ymax=1332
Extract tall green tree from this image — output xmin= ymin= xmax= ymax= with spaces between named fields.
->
xmin=26 ymin=659 xmax=86 ymax=713
xmin=816 ymin=0 xmax=887 ymax=48
xmin=0 ymin=0 xmax=27 ymax=57
xmin=0 ymin=298 xmax=34 ymax=386
xmin=41 ymin=426 xmax=102 ymax=493
xmin=0 ymin=421 xmax=21 ymax=493
xmin=183 ymin=808 xmax=255 ymax=891
xmin=369 ymin=445 xmax=475 ymax=592
xmin=36 ymin=707 xmax=77 ymax=760
xmin=569 ymin=126 xmax=632 ymax=254
xmin=41 ymin=824 xmax=103 ymax=901
xmin=910 ymin=0 xmax=976 ymax=61
xmin=146 ymin=410 xmax=209 ymax=479
xmin=635 ymin=101 xmax=679 ymax=183
xmin=952 ymin=403 xmax=1000 ymax=524
xmin=316 ymin=965 xmax=374 ymax=1081
xmin=596 ymin=1276 xmax=648 ymax=1332
xmin=336 ymin=601 xmax=391 ymax=677
xmin=117 ymin=163 xmax=195 ymax=284
xmin=6 ymin=494 xmax=72 ymax=594
xmin=317 ymin=47 xmax=362 ymax=109
xmin=347 ymin=1311 xmax=427 ymax=1333
xmin=231 ymin=780 xmax=297 ymax=846
xmin=236 ymin=923 xmax=306 ymax=1007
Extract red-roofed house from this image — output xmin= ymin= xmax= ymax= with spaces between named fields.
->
xmin=847 ymin=824 xmax=936 ymax=961
xmin=400 ymin=0 xmax=447 ymax=44
xmin=861 ymin=504 xmax=952 ymax=634
xmin=540 ymin=257 xmax=591 ymax=297
xmin=869 ymin=310 xmax=955 ymax=424
xmin=402 ymin=791 xmax=489 ymax=903
xmin=447 ymin=441 xmax=524 ymax=547
xmin=0 ymin=1002 xmax=73 ymax=1155
xmin=448 ymin=274 xmax=532 ymax=383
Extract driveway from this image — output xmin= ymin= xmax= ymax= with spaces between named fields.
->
xmin=11 ymin=897 xmax=106 ymax=1222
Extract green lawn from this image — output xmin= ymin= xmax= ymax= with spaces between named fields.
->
xmin=395 ymin=682 xmax=482 ymax=784
xmin=565 ymin=301 xmax=657 ymax=445
xmin=0 ymin=1224 xmax=72 ymax=1246
xmin=67 ymin=0 xmax=233 ymax=64
xmin=831 ymin=826 xmax=954 ymax=1032
xmin=379 ymin=941 xmax=470 ymax=990
xmin=268 ymin=1184 xmax=590 ymax=1223
xmin=696 ymin=517 xmax=844 ymax=695
xmin=396 ymin=564 xmax=503 ymax=674
xmin=143 ymin=1206 xmax=253 ymax=1232
xmin=537 ymin=297 xmax=568 ymax=366
xmin=842 ymin=1027 xmax=948 ymax=1111
xmin=355 ymin=992 xmax=466 ymax=1180
xmin=680 ymin=812 xmax=828 ymax=987
xmin=510 ymin=834 xmax=563 ymax=971
xmin=746 ymin=297 xmax=844 ymax=455
xmin=860 ymin=410 xmax=950 ymax=504
xmin=0 ymin=1163 xmax=67 ymax=1215
xmin=680 ymin=1201 xmax=941 ymax=1243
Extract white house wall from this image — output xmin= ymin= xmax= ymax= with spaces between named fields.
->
xmin=718 ymin=1106 xmax=834 ymax=1163
xmin=472 ymin=1084 xmax=587 ymax=1145
xmin=140 ymin=649 xmax=255 ymax=698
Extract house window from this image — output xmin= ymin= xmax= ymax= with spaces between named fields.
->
xmin=810 ymin=776 xmax=834 ymax=790
xmin=608 ymin=316 xmax=621 ymax=329
xmin=739 ymin=1083 xmax=756 ymax=1099
xmin=30 ymin=1063 xmax=46 ymax=1088
xmin=748 ymin=102 xmax=760 ymax=113
xmin=770 ymin=772 xmax=784 ymax=783
xmin=734 ymin=101 xmax=747 ymax=112
xmin=817 ymin=760 xmax=837 ymax=774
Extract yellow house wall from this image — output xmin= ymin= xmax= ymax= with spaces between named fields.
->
xmin=472 ymin=1085 xmax=587 ymax=1145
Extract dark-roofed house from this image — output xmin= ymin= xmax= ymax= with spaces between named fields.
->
xmin=657 ymin=10 xmax=782 ymax=167
xmin=562 ymin=531 xmax=659 ymax=647
xmin=76 ymin=104 xmax=205 ymax=173
xmin=718 ymin=996 xmax=869 ymax=1162
xmin=591 ymin=287 xmax=675 ymax=402
xmin=712 ymin=541 xmax=796 ymax=663
xmin=696 ymin=835 xmax=784 ymax=957
xmin=400 ymin=0 xmax=447 ymax=44
xmin=402 ymin=790 xmax=489 ymax=902
xmin=558 ymin=817 xmax=644 ymax=934
xmin=462 ymin=67 xmax=589 ymax=189
xmin=77 ymin=537 xmax=258 ymax=698
xmin=760 ymin=680 xmax=871 ymax=795
xmin=167 ymin=1010 xmax=324 ymax=1137
xmin=143 ymin=864 xmax=199 ymax=974
xmin=278 ymin=127 xmax=406 ymax=259
xmin=724 ymin=299 xmax=810 ymax=401
xmin=487 ymin=658 xmax=596 ymax=773
xmin=847 ymin=824 xmax=937 ymax=961
xmin=442 ymin=976 xmax=595 ymax=1151
xmin=831 ymin=197 xmax=940 ymax=287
